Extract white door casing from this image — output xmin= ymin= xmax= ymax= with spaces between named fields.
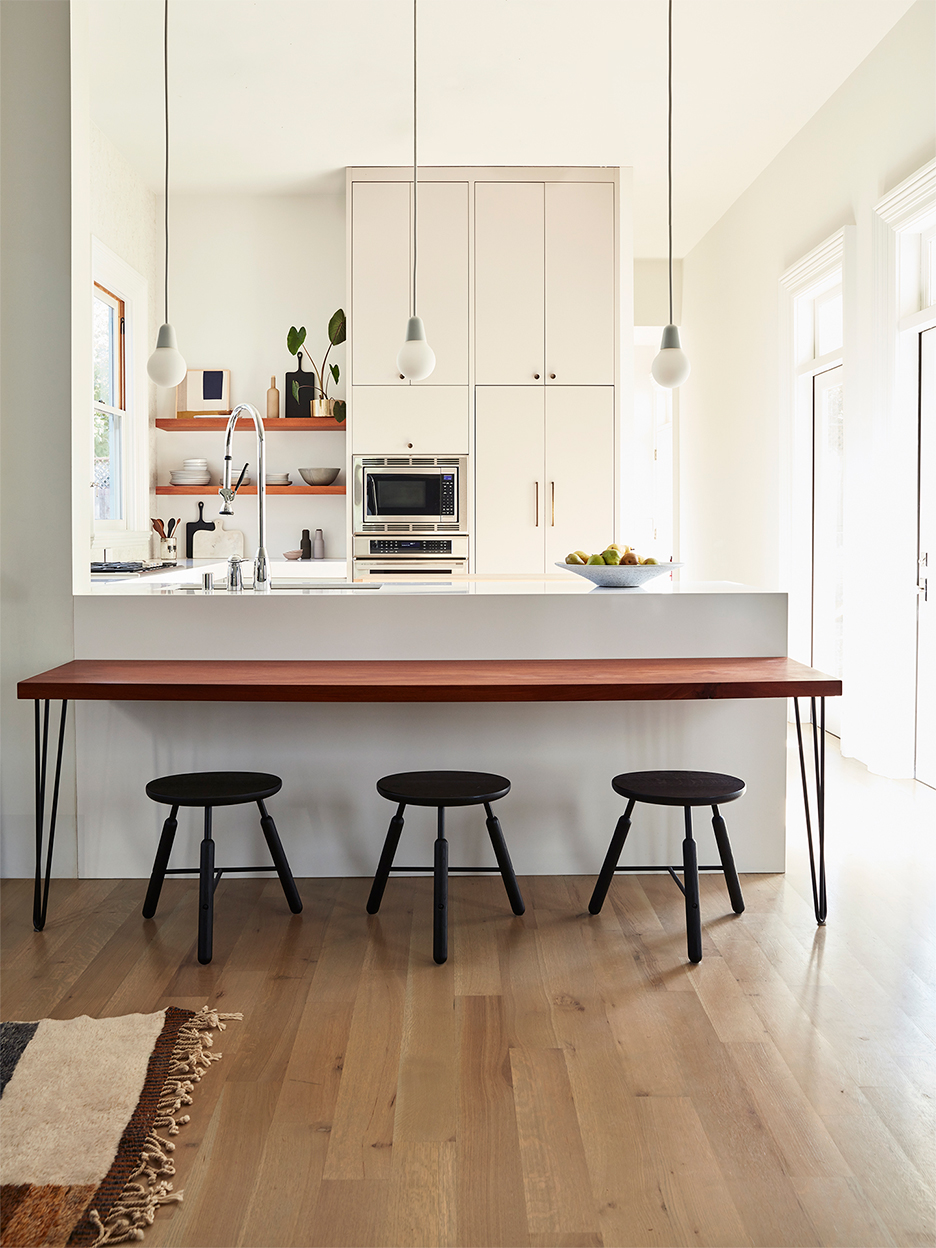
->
xmin=475 ymin=386 xmax=545 ymax=573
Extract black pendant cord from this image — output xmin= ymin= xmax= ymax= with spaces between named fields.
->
xmin=163 ymin=0 xmax=170 ymax=325
xmin=412 ymin=0 xmax=418 ymax=319
xmin=667 ymin=0 xmax=673 ymax=328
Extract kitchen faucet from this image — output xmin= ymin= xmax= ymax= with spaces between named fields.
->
xmin=218 ymin=403 xmax=270 ymax=592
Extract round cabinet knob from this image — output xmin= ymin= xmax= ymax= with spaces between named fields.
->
xmin=549 ymin=373 xmax=556 ymax=380
xmin=407 ymin=442 xmax=414 ymax=449
xmin=533 ymin=373 xmax=540 ymax=380
xmin=399 ymin=373 xmax=406 ymax=380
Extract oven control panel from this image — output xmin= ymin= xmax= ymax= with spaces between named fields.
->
xmin=440 ymin=474 xmax=455 ymax=515
xmin=368 ymin=539 xmax=452 ymax=554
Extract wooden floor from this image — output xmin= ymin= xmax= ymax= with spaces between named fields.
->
xmin=2 ymin=735 xmax=934 ymax=1248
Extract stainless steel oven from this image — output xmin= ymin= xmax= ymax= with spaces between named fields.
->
xmin=353 ymin=455 xmax=467 ymax=530
xmin=352 ymin=534 xmax=469 ymax=578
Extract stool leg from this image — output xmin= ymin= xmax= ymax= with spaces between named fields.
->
xmin=367 ymin=804 xmax=406 ymax=914
xmin=143 ymin=805 xmax=178 ymax=918
xmin=258 ymin=799 xmax=303 ymax=914
xmin=484 ymin=802 xmax=525 ymax=915
xmin=433 ymin=807 xmax=448 ymax=965
xmin=683 ymin=807 xmax=702 ymax=964
xmin=588 ymin=799 xmax=636 ymax=914
xmin=712 ymin=804 xmax=745 ymax=915
xmin=198 ymin=807 xmax=215 ymax=965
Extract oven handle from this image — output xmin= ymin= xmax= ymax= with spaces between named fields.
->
xmin=365 ymin=475 xmax=378 ymax=517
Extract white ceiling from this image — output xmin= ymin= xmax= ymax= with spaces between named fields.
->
xmin=88 ymin=0 xmax=917 ymax=256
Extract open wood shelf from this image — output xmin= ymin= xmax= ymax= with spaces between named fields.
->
xmin=156 ymin=417 xmax=345 ymax=431
xmin=154 ymin=485 xmax=344 ymax=495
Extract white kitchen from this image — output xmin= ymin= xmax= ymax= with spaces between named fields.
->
xmin=1 ymin=4 xmax=934 ymax=1248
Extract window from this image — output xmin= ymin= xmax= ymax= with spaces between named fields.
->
xmin=92 ymin=283 xmax=125 ymax=523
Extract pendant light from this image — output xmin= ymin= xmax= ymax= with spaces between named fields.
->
xmin=396 ymin=0 xmax=435 ymax=381
xmin=147 ymin=0 xmax=186 ymax=388
xmin=651 ymin=0 xmax=690 ymax=389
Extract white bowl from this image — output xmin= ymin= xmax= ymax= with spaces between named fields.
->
xmin=282 ymin=550 xmax=302 ymax=560
xmin=555 ymin=560 xmax=684 ymax=587
xmin=298 ymin=467 xmax=340 ymax=486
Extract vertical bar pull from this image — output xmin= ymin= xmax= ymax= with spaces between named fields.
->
xmin=551 ymin=481 xmax=555 ymax=526
xmin=534 ymin=481 xmax=540 ymax=527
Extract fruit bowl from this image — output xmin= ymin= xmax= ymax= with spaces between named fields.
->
xmin=555 ymin=561 xmax=683 ymax=588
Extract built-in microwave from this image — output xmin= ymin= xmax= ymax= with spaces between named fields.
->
xmin=352 ymin=455 xmax=467 ymax=530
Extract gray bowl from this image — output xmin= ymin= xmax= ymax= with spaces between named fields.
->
xmin=555 ymin=560 xmax=684 ymax=587
xmin=299 ymin=467 xmax=340 ymax=487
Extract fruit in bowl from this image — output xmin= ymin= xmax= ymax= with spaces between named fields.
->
xmin=559 ymin=543 xmax=681 ymax=587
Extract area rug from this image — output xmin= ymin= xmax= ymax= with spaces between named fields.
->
xmin=0 ymin=1006 xmax=240 ymax=1247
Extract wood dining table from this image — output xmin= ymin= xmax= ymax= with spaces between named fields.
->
xmin=18 ymin=655 xmax=841 ymax=932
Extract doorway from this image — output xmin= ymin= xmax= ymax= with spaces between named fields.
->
xmin=916 ymin=327 xmax=935 ymax=786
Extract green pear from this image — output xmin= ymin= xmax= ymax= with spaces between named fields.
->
xmin=574 ymin=550 xmax=589 ymax=562
xmin=586 ymin=554 xmax=605 ymax=565
xmin=566 ymin=553 xmax=585 ymax=565
xmin=642 ymin=557 xmax=658 ymax=565
xmin=602 ymin=549 xmax=622 ymax=565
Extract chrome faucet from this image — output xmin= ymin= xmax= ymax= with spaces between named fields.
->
xmin=219 ymin=403 xmax=270 ymax=592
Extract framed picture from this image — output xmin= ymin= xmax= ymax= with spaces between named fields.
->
xmin=178 ymin=368 xmax=231 ymax=415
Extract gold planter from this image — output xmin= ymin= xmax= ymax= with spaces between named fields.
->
xmin=309 ymin=399 xmax=335 ymax=420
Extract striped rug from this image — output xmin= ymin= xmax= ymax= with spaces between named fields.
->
xmin=0 ymin=1007 xmax=240 ymax=1247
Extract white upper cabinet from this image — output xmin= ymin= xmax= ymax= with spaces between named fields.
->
xmin=474 ymin=183 xmax=545 ymax=385
xmin=474 ymin=179 xmax=615 ymax=386
xmin=545 ymin=182 xmax=615 ymax=385
xmin=351 ymin=181 xmax=410 ymax=386
xmin=351 ymin=180 xmax=468 ymax=386
xmin=351 ymin=386 xmax=469 ymax=455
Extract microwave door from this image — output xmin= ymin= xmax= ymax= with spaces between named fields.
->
xmin=369 ymin=474 xmax=442 ymax=520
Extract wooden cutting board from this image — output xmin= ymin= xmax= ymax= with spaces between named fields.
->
xmin=192 ymin=523 xmax=245 ymax=560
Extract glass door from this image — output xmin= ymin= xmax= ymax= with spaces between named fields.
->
xmin=917 ymin=328 xmax=935 ymax=787
xmin=812 ymin=365 xmax=845 ymax=736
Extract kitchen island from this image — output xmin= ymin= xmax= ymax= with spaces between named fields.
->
xmin=57 ymin=576 xmax=808 ymax=882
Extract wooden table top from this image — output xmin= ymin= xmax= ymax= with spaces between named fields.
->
xmin=17 ymin=657 xmax=841 ymax=704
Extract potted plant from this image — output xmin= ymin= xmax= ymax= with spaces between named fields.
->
xmin=287 ymin=310 xmax=346 ymax=422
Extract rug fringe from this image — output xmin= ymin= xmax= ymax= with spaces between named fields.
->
xmin=88 ymin=1007 xmax=242 ymax=1247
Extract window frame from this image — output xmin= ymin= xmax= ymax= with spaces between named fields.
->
xmin=92 ymin=280 xmax=126 ymax=529
xmin=90 ymin=238 xmax=150 ymax=554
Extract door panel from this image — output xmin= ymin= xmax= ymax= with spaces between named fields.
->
xmin=350 ymin=386 xmax=469 ymax=456
xmin=475 ymin=183 xmax=545 ymax=385
xmin=545 ymin=387 xmax=615 ymax=568
xmin=413 ymin=182 xmax=469 ymax=386
xmin=351 ymin=181 xmax=411 ymax=385
xmin=917 ymin=327 xmax=935 ymax=786
xmin=545 ymin=182 xmax=615 ymax=385
xmin=475 ymin=387 xmax=545 ymax=573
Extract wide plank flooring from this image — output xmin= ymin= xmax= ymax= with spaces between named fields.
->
xmin=2 ymin=734 xmax=934 ymax=1247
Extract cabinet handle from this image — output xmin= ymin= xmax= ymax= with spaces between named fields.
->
xmin=534 ymin=482 xmax=539 ymax=527
xmin=406 ymin=442 xmax=413 ymax=449
xmin=551 ymin=481 xmax=555 ymax=526
xmin=399 ymin=374 xmax=405 ymax=380
xmin=549 ymin=373 xmax=556 ymax=380
xmin=533 ymin=373 xmax=540 ymax=380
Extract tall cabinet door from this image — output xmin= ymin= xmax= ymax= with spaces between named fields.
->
xmin=475 ymin=183 xmax=545 ymax=385
xmin=545 ymin=387 xmax=615 ymax=567
xmin=545 ymin=182 xmax=615 ymax=385
xmin=475 ymin=387 xmax=545 ymax=573
xmin=413 ymin=182 xmax=469 ymax=386
xmin=351 ymin=181 xmax=411 ymax=385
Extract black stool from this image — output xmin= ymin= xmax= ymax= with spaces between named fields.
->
xmin=143 ymin=771 xmax=303 ymax=964
xmin=367 ymin=771 xmax=525 ymax=964
xmin=588 ymin=770 xmax=746 ymax=963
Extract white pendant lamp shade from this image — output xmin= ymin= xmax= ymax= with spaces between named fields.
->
xmin=147 ymin=323 xmax=187 ymax=387
xmin=651 ymin=324 xmax=691 ymax=389
xmin=397 ymin=316 xmax=435 ymax=381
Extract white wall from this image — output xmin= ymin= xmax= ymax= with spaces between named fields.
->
xmin=0 ymin=1 xmax=77 ymax=876
xmin=159 ymin=193 xmax=348 ymax=558
xmin=679 ymin=1 xmax=935 ymax=591
xmin=634 ymin=258 xmax=682 ymax=328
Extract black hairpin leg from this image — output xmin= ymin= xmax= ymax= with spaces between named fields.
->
xmin=33 ymin=699 xmax=68 ymax=932
xmin=794 ymin=695 xmax=827 ymax=924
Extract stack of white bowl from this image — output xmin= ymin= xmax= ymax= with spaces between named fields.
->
xmin=265 ymin=472 xmax=291 ymax=487
xmin=170 ymin=458 xmax=210 ymax=487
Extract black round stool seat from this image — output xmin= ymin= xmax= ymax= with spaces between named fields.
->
xmin=611 ymin=770 xmax=745 ymax=808
xmin=145 ymin=771 xmax=283 ymax=808
xmin=376 ymin=770 xmax=511 ymax=808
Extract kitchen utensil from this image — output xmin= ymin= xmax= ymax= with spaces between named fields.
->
xmin=152 ymin=518 xmax=166 ymax=539
xmin=192 ymin=523 xmax=246 ymax=560
xmin=166 ymin=518 xmax=178 ymax=537
xmin=298 ymin=467 xmax=340 ymax=486
xmin=554 ymin=561 xmax=684 ymax=588
xmin=185 ymin=501 xmax=216 ymax=558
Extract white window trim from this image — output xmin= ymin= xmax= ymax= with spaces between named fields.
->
xmin=779 ymin=228 xmax=846 ymax=665
xmin=90 ymin=238 xmax=149 ymax=552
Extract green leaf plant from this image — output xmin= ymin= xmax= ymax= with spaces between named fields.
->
xmin=287 ymin=310 xmax=347 ymax=421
